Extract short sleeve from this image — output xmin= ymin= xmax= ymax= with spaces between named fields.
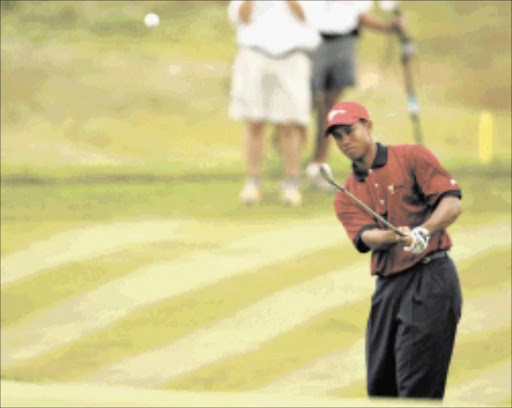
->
xmin=410 ymin=145 xmax=462 ymax=207
xmin=334 ymin=190 xmax=378 ymax=253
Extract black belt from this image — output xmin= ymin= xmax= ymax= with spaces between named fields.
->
xmin=421 ymin=250 xmax=449 ymax=264
xmin=320 ymin=28 xmax=359 ymax=41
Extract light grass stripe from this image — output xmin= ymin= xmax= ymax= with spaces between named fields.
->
xmin=1 ymin=216 xmax=343 ymax=366
xmin=1 ymin=219 xmax=189 ymax=285
xmin=259 ymin=284 xmax=511 ymax=396
xmin=86 ymin=223 xmax=510 ymax=387
xmin=88 ymin=260 xmax=371 ymax=386
xmin=446 ymin=360 xmax=511 ymax=406
xmin=0 ymin=379 xmax=464 ymax=408
xmin=0 ymin=244 xmax=351 ymax=382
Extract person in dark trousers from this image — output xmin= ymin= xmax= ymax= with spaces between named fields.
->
xmin=304 ymin=1 xmax=405 ymax=191
xmin=325 ymin=101 xmax=463 ymax=399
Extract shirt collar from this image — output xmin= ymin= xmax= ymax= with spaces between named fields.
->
xmin=352 ymin=143 xmax=388 ymax=181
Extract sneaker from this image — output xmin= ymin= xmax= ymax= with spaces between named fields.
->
xmin=306 ymin=162 xmax=335 ymax=192
xmin=280 ymin=185 xmax=302 ymax=206
xmin=239 ymin=183 xmax=261 ymax=205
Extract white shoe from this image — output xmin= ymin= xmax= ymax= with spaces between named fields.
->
xmin=239 ymin=183 xmax=261 ymax=205
xmin=306 ymin=162 xmax=335 ymax=192
xmin=280 ymin=185 xmax=302 ymax=206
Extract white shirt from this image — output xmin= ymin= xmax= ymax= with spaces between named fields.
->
xmin=304 ymin=0 xmax=374 ymax=35
xmin=228 ymin=0 xmax=320 ymax=57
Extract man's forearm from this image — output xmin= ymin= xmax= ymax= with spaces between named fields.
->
xmin=361 ymin=228 xmax=400 ymax=251
xmin=422 ymin=196 xmax=462 ymax=235
xmin=359 ymin=12 xmax=396 ymax=32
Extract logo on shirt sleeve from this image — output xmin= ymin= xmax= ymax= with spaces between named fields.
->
xmin=450 ymin=179 xmax=457 ymax=185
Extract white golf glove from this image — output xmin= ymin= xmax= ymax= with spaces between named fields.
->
xmin=404 ymin=227 xmax=430 ymax=254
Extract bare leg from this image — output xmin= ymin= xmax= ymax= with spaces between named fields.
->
xmin=278 ymin=123 xmax=303 ymax=206
xmin=240 ymin=121 xmax=265 ymax=204
xmin=312 ymin=89 xmax=342 ymax=163
xmin=244 ymin=121 xmax=265 ymax=177
xmin=279 ymin=124 xmax=303 ymax=179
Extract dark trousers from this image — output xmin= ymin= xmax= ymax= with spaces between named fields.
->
xmin=366 ymin=255 xmax=462 ymax=399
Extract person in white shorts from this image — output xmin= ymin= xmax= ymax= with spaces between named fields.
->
xmin=303 ymin=1 xmax=405 ymax=191
xmin=228 ymin=0 xmax=320 ymax=206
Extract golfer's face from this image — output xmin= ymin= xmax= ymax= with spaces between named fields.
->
xmin=331 ymin=121 xmax=373 ymax=161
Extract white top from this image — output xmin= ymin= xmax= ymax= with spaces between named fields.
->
xmin=303 ymin=0 xmax=374 ymax=35
xmin=228 ymin=0 xmax=320 ymax=57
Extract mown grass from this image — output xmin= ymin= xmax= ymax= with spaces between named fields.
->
xmin=1 ymin=243 xmax=362 ymax=381
xmin=167 ymin=247 xmax=511 ymax=392
xmin=0 ymin=1 xmax=510 ymax=404
xmin=2 ymin=170 xmax=510 ymax=256
xmin=1 ymin=240 xmax=210 ymax=327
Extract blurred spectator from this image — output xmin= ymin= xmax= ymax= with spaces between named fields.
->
xmin=228 ymin=0 xmax=320 ymax=206
xmin=304 ymin=1 xmax=405 ymax=190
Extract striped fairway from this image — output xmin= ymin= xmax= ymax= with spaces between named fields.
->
xmin=84 ymin=222 xmax=509 ymax=386
xmin=1 ymin=219 xmax=189 ymax=285
xmin=1 ymin=216 xmax=344 ymax=366
xmin=88 ymin=260 xmax=371 ymax=386
xmin=0 ymin=379 xmax=467 ymax=408
xmin=446 ymin=360 xmax=512 ymax=405
xmin=1 ymin=217 xmax=510 ymax=407
xmin=257 ymin=285 xmax=511 ymax=395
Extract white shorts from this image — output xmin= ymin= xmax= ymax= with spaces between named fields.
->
xmin=229 ymin=47 xmax=312 ymax=126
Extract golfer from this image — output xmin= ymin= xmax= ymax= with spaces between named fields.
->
xmin=326 ymin=101 xmax=463 ymax=399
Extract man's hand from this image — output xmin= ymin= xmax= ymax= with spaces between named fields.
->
xmin=391 ymin=15 xmax=406 ymax=33
xmin=403 ymin=227 xmax=430 ymax=254
xmin=239 ymin=0 xmax=252 ymax=24
xmin=286 ymin=0 xmax=305 ymax=21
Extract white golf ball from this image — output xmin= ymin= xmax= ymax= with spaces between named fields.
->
xmin=144 ymin=12 xmax=159 ymax=28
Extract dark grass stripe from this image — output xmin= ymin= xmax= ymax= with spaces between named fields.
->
xmin=0 ymin=243 xmax=356 ymax=382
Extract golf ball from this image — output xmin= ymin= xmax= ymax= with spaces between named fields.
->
xmin=144 ymin=12 xmax=159 ymax=28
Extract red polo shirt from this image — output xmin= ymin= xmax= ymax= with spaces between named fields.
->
xmin=334 ymin=143 xmax=462 ymax=276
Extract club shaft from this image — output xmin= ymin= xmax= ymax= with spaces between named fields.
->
xmin=324 ymin=178 xmax=406 ymax=237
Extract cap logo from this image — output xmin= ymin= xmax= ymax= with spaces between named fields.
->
xmin=328 ymin=109 xmax=347 ymax=122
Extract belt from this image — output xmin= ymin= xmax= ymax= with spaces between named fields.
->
xmin=320 ymin=28 xmax=359 ymax=41
xmin=421 ymin=250 xmax=449 ymax=264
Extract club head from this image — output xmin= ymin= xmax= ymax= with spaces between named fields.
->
xmin=319 ymin=163 xmax=335 ymax=184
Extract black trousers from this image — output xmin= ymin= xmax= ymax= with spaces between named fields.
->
xmin=366 ymin=254 xmax=462 ymax=399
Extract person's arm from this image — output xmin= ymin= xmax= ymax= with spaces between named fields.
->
xmin=359 ymin=12 xmax=405 ymax=33
xmin=286 ymin=0 xmax=305 ymax=21
xmin=361 ymin=227 xmax=410 ymax=251
xmin=238 ymin=0 xmax=253 ymax=24
xmin=361 ymin=196 xmax=462 ymax=252
xmin=421 ymin=196 xmax=462 ymax=235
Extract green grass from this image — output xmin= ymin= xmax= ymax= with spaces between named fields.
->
xmin=1 ymin=240 xmax=206 ymax=328
xmin=448 ymin=326 xmax=512 ymax=384
xmin=1 ymin=172 xmax=510 ymax=254
xmin=166 ymin=299 xmax=368 ymax=392
xmin=0 ymin=1 xmax=510 ymax=404
xmin=1 ymin=243 xmax=360 ymax=382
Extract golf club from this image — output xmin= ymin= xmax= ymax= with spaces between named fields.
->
xmin=319 ymin=163 xmax=406 ymax=237
xmin=391 ymin=4 xmax=424 ymax=145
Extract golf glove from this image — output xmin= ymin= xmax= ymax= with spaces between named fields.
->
xmin=404 ymin=227 xmax=430 ymax=254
